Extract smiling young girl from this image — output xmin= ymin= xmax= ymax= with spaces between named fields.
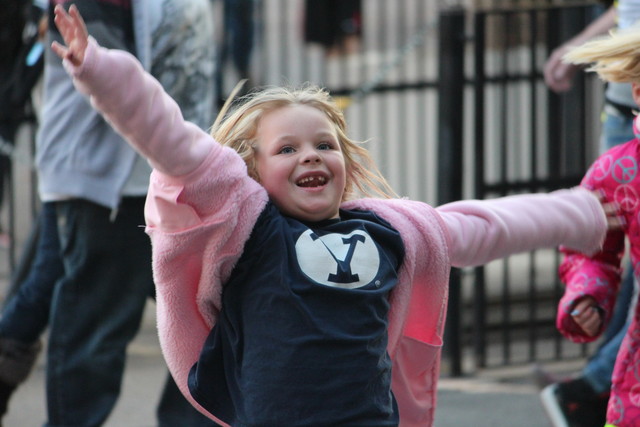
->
xmin=52 ymin=5 xmax=618 ymax=426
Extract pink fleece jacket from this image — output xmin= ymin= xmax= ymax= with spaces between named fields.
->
xmin=65 ymin=39 xmax=608 ymax=427
xmin=557 ymin=116 xmax=640 ymax=427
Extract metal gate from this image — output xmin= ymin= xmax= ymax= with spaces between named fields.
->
xmin=440 ymin=3 xmax=605 ymax=375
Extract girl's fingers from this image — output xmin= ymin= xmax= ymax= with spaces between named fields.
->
xmin=54 ymin=5 xmax=81 ymax=43
xmin=581 ymin=315 xmax=601 ymax=336
xmin=52 ymin=4 xmax=87 ymax=66
xmin=571 ymin=303 xmax=602 ymax=336
xmin=591 ymin=190 xmax=624 ymax=230
xmin=69 ymin=5 xmax=87 ymax=35
xmin=571 ymin=298 xmax=594 ymax=315
xmin=51 ymin=41 xmax=67 ymax=59
xmin=54 ymin=5 xmax=73 ymax=44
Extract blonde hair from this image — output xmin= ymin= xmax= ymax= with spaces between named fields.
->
xmin=210 ymin=83 xmax=397 ymax=201
xmin=563 ymin=26 xmax=640 ymax=83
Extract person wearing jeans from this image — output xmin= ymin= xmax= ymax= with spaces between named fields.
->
xmin=0 ymin=1 xmax=218 ymax=426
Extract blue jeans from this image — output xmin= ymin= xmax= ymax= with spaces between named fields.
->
xmin=45 ymin=198 xmax=215 ymax=427
xmin=582 ymin=105 xmax=636 ymax=394
xmin=0 ymin=202 xmax=63 ymax=343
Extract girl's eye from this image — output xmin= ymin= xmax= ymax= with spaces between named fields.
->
xmin=317 ymin=142 xmax=333 ymax=150
xmin=278 ymin=146 xmax=295 ymax=154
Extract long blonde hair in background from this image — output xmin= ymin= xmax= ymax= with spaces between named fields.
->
xmin=563 ymin=25 xmax=640 ymax=83
xmin=210 ymin=82 xmax=397 ymax=201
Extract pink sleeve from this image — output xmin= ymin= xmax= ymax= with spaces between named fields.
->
xmin=436 ymin=187 xmax=607 ymax=267
xmin=556 ymin=247 xmax=622 ymax=342
xmin=64 ymin=37 xmax=213 ymax=177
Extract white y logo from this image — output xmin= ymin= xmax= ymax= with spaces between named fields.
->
xmin=295 ymin=229 xmax=381 ymax=289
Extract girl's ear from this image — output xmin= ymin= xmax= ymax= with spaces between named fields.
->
xmin=632 ymin=82 xmax=640 ymax=108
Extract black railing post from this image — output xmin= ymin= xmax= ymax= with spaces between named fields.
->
xmin=472 ymin=10 xmax=487 ymax=370
xmin=438 ymin=8 xmax=466 ymax=377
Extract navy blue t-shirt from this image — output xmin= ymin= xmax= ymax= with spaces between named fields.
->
xmin=189 ymin=202 xmax=405 ymax=426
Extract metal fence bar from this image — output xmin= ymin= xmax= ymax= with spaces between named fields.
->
xmin=527 ymin=9 xmax=539 ymax=363
xmin=472 ymin=10 xmax=489 ymax=370
xmin=438 ymin=8 xmax=466 ymax=377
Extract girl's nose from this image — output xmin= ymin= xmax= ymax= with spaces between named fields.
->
xmin=301 ymin=148 xmax=321 ymax=163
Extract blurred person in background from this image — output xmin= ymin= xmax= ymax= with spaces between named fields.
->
xmin=0 ymin=1 xmax=219 ymax=426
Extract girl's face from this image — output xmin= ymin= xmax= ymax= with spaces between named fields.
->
xmin=255 ymin=104 xmax=347 ymax=222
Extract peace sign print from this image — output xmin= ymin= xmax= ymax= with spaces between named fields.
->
xmin=569 ymin=272 xmax=590 ymax=292
xmin=614 ymin=184 xmax=640 ymax=213
xmin=586 ymin=276 xmax=608 ymax=288
xmin=608 ymin=395 xmax=624 ymax=425
xmin=589 ymin=154 xmax=614 ymax=181
xmin=612 ymin=156 xmax=638 ymax=184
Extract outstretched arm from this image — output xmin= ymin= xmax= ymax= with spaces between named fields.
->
xmin=437 ymin=188 xmax=611 ymax=267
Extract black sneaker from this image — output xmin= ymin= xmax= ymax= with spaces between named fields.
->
xmin=540 ymin=378 xmax=609 ymax=427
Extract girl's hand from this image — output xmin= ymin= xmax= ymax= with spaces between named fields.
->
xmin=592 ymin=190 xmax=624 ymax=230
xmin=571 ymin=296 xmax=603 ymax=337
xmin=51 ymin=4 xmax=88 ymax=67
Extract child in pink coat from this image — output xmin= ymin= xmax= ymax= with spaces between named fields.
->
xmin=52 ymin=5 xmax=617 ymax=426
xmin=547 ymin=26 xmax=640 ymax=427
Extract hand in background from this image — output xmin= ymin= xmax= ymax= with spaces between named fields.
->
xmin=51 ymin=4 xmax=88 ymax=67
xmin=543 ymin=5 xmax=616 ymax=93
xmin=543 ymin=44 xmax=580 ymax=93
xmin=571 ymin=296 xmax=603 ymax=337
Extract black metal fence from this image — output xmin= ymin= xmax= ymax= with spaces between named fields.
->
xmin=445 ymin=3 xmax=605 ymax=375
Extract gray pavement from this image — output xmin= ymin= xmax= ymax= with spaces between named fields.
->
xmin=2 ymin=300 xmax=573 ymax=427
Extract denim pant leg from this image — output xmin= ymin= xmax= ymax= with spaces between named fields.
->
xmin=583 ymin=320 xmax=629 ymax=394
xmin=45 ymin=199 xmax=152 ymax=427
xmin=0 ymin=202 xmax=63 ymax=344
